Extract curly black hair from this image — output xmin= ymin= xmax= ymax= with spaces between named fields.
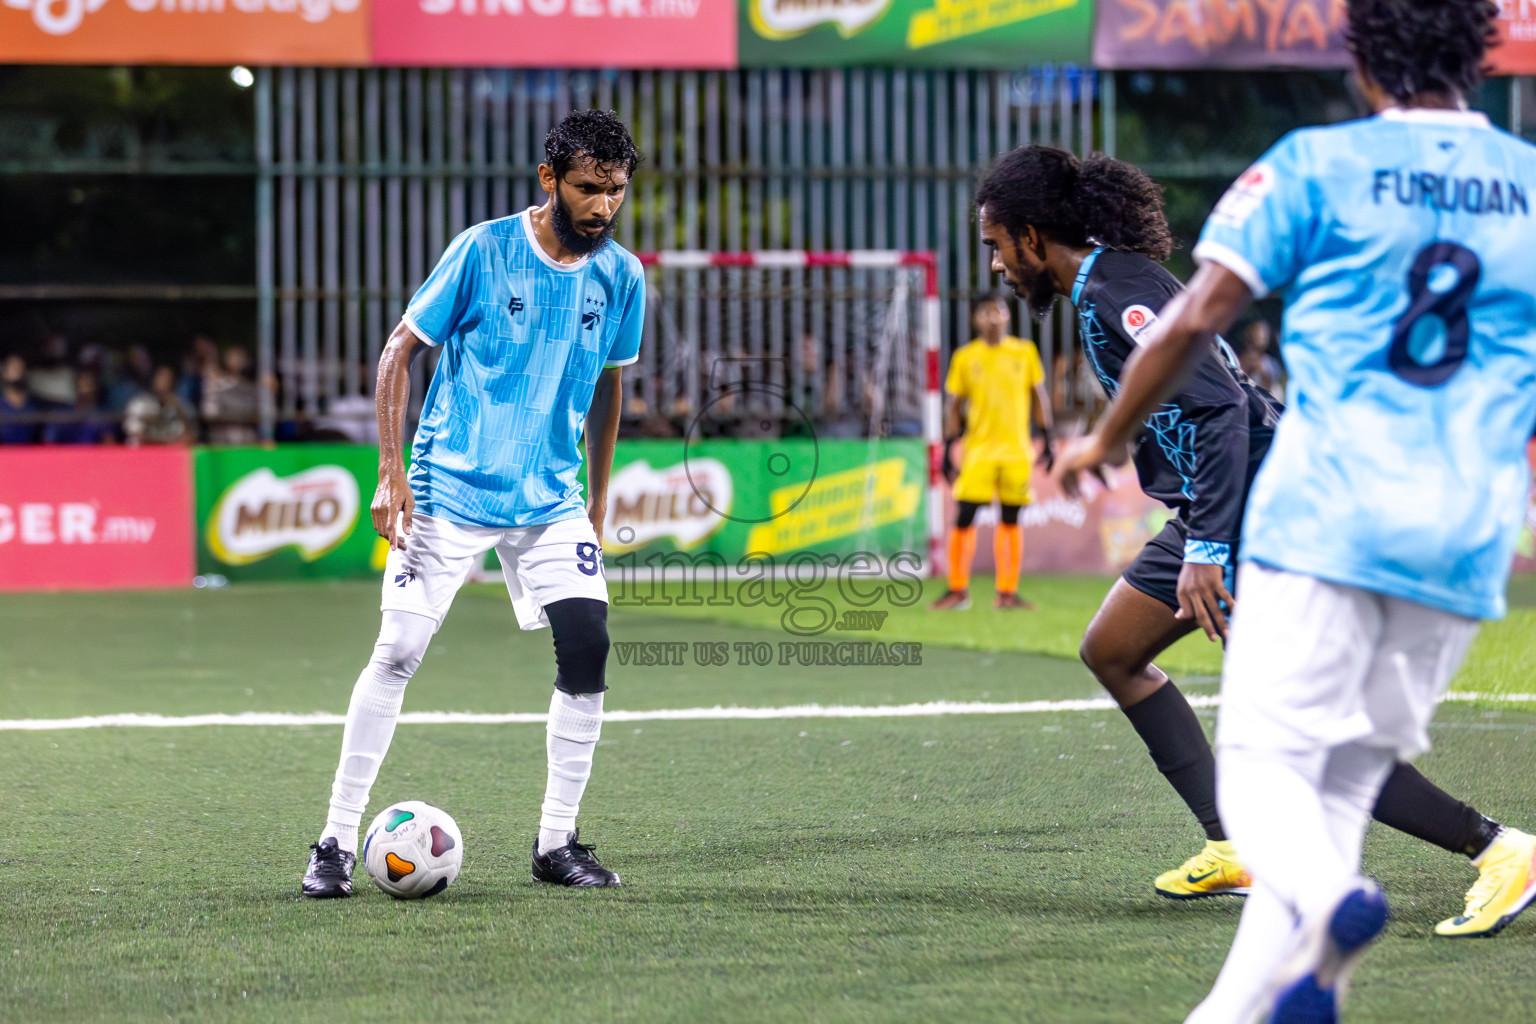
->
xmin=1346 ymin=0 xmax=1498 ymax=104
xmin=544 ymin=109 xmax=640 ymax=181
xmin=975 ymin=145 xmax=1173 ymax=262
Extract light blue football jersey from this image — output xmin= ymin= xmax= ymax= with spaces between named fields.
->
xmin=1195 ymin=108 xmax=1536 ymax=620
xmin=402 ymin=209 xmax=644 ymax=528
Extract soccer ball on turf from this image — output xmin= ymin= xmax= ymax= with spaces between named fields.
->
xmin=363 ymin=801 xmax=463 ymax=899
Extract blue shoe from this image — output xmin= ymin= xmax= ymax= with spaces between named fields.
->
xmin=1270 ymin=882 xmax=1389 ymax=1024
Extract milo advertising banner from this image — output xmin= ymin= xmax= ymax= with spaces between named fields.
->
xmin=195 ymin=446 xmax=385 ymax=581
xmin=598 ymin=438 xmax=927 ymax=565
xmin=194 ymin=440 xmax=926 ymax=582
xmin=738 ymin=0 xmax=1091 ymax=67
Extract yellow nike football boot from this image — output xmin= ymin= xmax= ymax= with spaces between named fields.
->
xmin=1435 ymin=827 xmax=1536 ymax=937
xmin=1154 ymin=839 xmax=1253 ymax=900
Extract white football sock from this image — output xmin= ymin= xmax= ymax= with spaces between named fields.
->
xmin=538 ymin=690 xmax=604 ymax=853
xmin=1193 ymin=741 xmax=1396 ymax=1022
xmin=1218 ymin=746 xmax=1341 ymax=915
xmin=320 ymin=610 xmax=434 ymax=855
xmin=1184 ymin=882 xmax=1298 ymax=1024
xmin=1318 ymin=741 xmax=1394 ymax=870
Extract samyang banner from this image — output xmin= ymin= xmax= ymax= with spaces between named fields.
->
xmin=371 ymin=0 xmax=737 ymax=68
xmin=738 ymin=0 xmax=1090 ymax=67
xmin=1496 ymin=1 xmax=1536 ymax=74
xmin=1094 ymin=0 xmax=1536 ymax=74
xmin=0 ymin=0 xmax=370 ymax=65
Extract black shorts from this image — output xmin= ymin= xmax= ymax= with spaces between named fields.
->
xmin=1122 ymin=518 xmax=1237 ymax=613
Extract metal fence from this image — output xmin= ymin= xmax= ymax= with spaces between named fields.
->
xmin=254 ymin=66 xmax=1102 ymax=439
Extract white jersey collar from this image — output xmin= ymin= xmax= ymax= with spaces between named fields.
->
xmin=520 ymin=206 xmax=591 ymax=274
xmin=1378 ymin=107 xmax=1491 ymax=128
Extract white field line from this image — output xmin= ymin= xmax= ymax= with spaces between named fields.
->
xmin=1 ymin=691 xmax=1532 ymax=732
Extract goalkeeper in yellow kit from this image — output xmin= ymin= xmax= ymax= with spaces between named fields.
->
xmin=933 ymin=294 xmax=1053 ymax=611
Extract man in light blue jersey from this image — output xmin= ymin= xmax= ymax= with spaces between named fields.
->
xmin=1061 ymin=2 xmax=1535 ymax=1021
xmin=302 ymin=110 xmax=644 ymax=896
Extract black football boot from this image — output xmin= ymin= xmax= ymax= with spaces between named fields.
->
xmin=301 ymin=838 xmax=356 ymax=898
xmin=531 ymin=830 xmax=621 ymax=887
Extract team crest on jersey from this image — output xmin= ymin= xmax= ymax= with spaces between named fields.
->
xmin=580 ymin=290 xmax=605 ymax=334
xmin=1210 ymin=164 xmax=1275 ymax=228
xmin=1121 ymin=305 xmax=1160 ymax=346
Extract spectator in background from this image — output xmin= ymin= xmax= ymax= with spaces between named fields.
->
xmin=1052 ymin=349 xmax=1107 ymax=436
xmin=27 ymin=334 xmax=77 ymax=407
xmin=202 ymin=345 xmax=261 ymax=445
xmin=106 ymin=344 xmax=154 ymax=413
xmin=177 ymin=335 xmax=220 ymax=419
xmin=1237 ymin=319 xmax=1286 ymax=401
xmin=42 ymin=369 xmax=115 ymax=445
xmin=124 ymin=365 xmax=196 ymax=446
xmin=310 ymin=361 xmax=377 ymax=445
xmin=1 ymin=353 xmax=40 ymax=444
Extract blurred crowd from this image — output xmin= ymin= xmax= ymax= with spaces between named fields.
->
xmin=0 ymin=334 xmax=260 ymax=447
xmin=2 ymin=319 xmax=1284 ymax=448
xmin=618 ymin=332 xmax=927 ymax=441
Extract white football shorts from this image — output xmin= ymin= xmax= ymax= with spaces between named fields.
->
xmin=1217 ymin=562 xmax=1479 ymax=760
xmin=380 ymin=512 xmax=608 ymax=631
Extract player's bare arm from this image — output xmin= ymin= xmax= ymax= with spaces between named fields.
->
xmin=584 ymin=365 xmax=624 ymax=546
xmin=372 ymin=320 xmax=429 ymax=551
xmin=1033 ymin=379 xmax=1054 ymax=471
xmin=941 ymin=393 xmax=966 ymax=482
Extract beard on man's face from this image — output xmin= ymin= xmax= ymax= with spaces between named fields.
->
xmin=1005 ymin=264 xmax=1058 ymax=321
xmin=552 ymin=188 xmax=616 ymax=256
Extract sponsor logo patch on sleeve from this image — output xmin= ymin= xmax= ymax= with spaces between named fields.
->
xmin=1120 ymin=304 xmax=1160 ymax=346
xmin=1210 ymin=164 xmax=1275 ymax=229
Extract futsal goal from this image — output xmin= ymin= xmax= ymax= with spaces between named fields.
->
xmin=632 ymin=250 xmax=944 ymax=575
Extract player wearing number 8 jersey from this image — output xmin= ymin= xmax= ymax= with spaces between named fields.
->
xmin=1061 ymin=2 xmax=1536 ymax=1020
xmin=300 ymin=110 xmax=645 ymax=897
xmin=978 ymin=141 xmax=1532 ymax=936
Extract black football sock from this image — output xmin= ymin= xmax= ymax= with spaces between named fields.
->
xmin=1371 ymin=761 xmax=1504 ymax=859
xmin=1122 ymin=681 xmax=1226 ymax=842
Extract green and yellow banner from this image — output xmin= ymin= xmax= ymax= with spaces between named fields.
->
xmin=597 ymin=438 xmax=926 ymax=563
xmin=195 ymin=445 xmax=386 ymax=581
xmin=193 ymin=439 xmax=928 ymax=582
xmin=738 ymin=0 xmax=1091 ymax=67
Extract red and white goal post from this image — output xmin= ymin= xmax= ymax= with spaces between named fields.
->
xmin=632 ymin=250 xmax=944 ymax=576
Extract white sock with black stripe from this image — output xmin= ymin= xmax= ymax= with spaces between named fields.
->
xmin=538 ymin=689 xmax=604 ymax=854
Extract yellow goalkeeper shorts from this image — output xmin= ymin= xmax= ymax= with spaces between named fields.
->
xmin=954 ymin=456 xmax=1034 ymax=507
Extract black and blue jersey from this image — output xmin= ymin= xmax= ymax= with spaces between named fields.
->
xmin=1070 ymin=247 xmax=1282 ymax=572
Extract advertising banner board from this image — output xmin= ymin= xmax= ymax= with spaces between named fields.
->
xmin=372 ymin=0 xmax=737 ymax=68
xmin=1494 ymin=2 xmax=1536 ymax=74
xmin=180 ymin=437 xmax=1536 ymax=585
xmin=195 ymin=445 xmax=385 ymax=581
xmin=738 ymin=0 xmax=1090 ymax=68
xmin=0 ymin=447 xmax=193 ymax=591
xmin=1093 ymin=0 xmax=1350 ymax=70
xmin=1093 ymin=1 xmax=1536 ymax=74
xmin=599 ymin=437 xmax=927 ymax=567
xmin=0 ymin=0 xmax=370 ymax=65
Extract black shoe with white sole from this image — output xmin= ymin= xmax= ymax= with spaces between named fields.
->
xmin=531 ymin=830 xmax=621 ymax=887
xmin=301 ymin=838 xmax=356 ymax=898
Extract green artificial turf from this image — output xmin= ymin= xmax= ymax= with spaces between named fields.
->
xmin=611 ymin=571 xmax=1536 ymax=696
xmin=1 ymin=581 xmax=1534 ymax=1023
